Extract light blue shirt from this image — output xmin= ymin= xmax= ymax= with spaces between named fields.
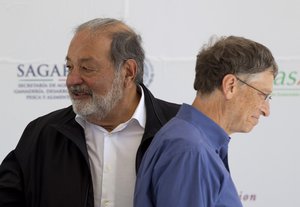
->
xmin=134 ymin=104 xmax=243 ymax=207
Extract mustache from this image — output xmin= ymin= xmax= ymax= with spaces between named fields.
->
xmin=69 ymin=85 xmax=92 ymax=95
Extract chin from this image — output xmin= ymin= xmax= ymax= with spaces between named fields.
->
xmin=72 ymin=101 xmax=95 ymax=116
xmin=244 ymin=126 xmax=255 ymax=133
xmin=237 ymin=125 xmax=254 ymax=133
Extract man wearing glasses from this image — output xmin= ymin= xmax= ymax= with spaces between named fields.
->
xmin=134 ymin=36 xmax=278 ymax=207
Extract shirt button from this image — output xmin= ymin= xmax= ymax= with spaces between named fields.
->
xmin=102 ymin=200 xmax=111 ymax=207
xmin=104 ymin=165 xmax=111 ymax=173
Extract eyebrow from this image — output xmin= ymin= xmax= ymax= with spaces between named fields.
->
xmin=65 ymin=56 xmax=95 ymax=63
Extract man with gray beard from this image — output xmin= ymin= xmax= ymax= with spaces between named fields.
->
xmin=0 ymin=18 xmax=180 ymax=207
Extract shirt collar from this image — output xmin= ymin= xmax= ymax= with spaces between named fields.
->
xmin=131 ymin=85 xmax=146 ymax=129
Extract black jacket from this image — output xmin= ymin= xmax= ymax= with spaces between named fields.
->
xmin=0 ymin=84 xmax=180 ymax=207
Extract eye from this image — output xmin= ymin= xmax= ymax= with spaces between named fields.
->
xmin=65 ymin=64 xmax=73 ymax=73
xmin=265 ymin=94 xmax=272 ymax=101
xmin=82 ymin=66 xmax=90 ymax=71
xmin=80 ymin=66 xmax=97 ymax=74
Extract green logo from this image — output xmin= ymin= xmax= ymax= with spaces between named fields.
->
xmin=273 ymin=70 xmax=300 ymax=96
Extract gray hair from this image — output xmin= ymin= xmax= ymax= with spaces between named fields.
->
xmin=75 ymin=18 xmax=145 ymax=84
xmin=194 ymin=35 xmax=278 ymax=94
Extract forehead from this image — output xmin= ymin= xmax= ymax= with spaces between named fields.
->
xmin=67 ymin=29 xmax=112 ymax=61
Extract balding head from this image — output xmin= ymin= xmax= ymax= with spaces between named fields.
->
xmin=74 ymin=18 xmax=145 ymax=84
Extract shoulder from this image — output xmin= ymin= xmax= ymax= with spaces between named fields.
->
xmin=35 ymin=105 xmax=75 ymax=123
xmin=141 ymin=84 xmax=180 ymax=120
xmin=155 ymin=117 xmax=204 ymax=146
xmin=145 ymin=118 xmax=209 ymax=164
xmin=15 ymin=106 xmax=76 ymax=153
xmin=144 ymin=117 xmax=221 ymax=170
xmin=11 ymin=106 xmax=82 ymax=169
xmin=155 ymin=98 xmax=180 ymax=112
xmin=25 ymin=106 xmax=75 ymax=129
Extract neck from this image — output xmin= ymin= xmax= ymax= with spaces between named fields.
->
xmin=192 ymin=90 xmax=231 ymax=134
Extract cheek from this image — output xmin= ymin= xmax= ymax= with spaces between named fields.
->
xmin=65 ymin=75 xmax=74 ymax=86
xmin=92 ymin=78 xmax=115 ymax=95
xmin=239 ymin=90 xmax=261 ymax=109
xmin=234 ymin=93 xmax=256 ymax=118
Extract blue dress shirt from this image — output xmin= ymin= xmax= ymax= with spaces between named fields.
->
xmin=134 ymin=104 xmax=243 ymax=207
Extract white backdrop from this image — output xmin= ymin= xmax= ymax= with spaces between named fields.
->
xmin=1 ymin=0 xmax=300 ymax=206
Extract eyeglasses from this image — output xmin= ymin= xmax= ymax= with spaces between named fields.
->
xmin=236 ymin=77 xmax=272 ymax=101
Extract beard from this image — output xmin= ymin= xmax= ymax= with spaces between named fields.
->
xmin=68 ymin=71 xmax=123 ymax=120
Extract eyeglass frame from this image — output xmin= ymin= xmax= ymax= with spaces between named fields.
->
xmin=236 ymin=76 xmax=272 ymax=101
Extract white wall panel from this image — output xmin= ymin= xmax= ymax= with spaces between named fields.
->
xmin=1 ymin=0 xmax=299 ymax=206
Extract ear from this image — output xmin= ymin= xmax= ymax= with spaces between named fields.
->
xmin=122 ymin=59 xmax=137 ymax=87
xmin=221 ymin=74 xmax=238 ymax=99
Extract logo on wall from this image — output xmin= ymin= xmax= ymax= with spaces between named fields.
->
xmin=273 ymin=69 xmax=300 ymax=96
xmin=143 ymin=58 xmax=154 ymax=87
xmin=14 ymin=63 xmax=69 ymax=100
xmin=14 ymin=60 xmax=155 ymax=100
xmin=239 ymin=190 xmax=257 ymax=203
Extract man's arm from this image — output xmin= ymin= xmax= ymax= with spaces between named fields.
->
xmin=0 ymin=151 xmax=25 ymax=207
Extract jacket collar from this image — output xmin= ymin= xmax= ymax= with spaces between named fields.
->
xmin=140 ymin=83 xmax=166 ymax=139
xmin=51 ymin=107 xmax=90 ymax=164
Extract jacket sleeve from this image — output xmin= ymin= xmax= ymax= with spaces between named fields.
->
xmin=0 ymin=151 xmax=25 ymax=207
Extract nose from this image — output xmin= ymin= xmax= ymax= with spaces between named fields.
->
xmin=66 ymin=67 xmax=83 ymax=86
xmin=260 ymin=101 xmax=270 ymax=117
